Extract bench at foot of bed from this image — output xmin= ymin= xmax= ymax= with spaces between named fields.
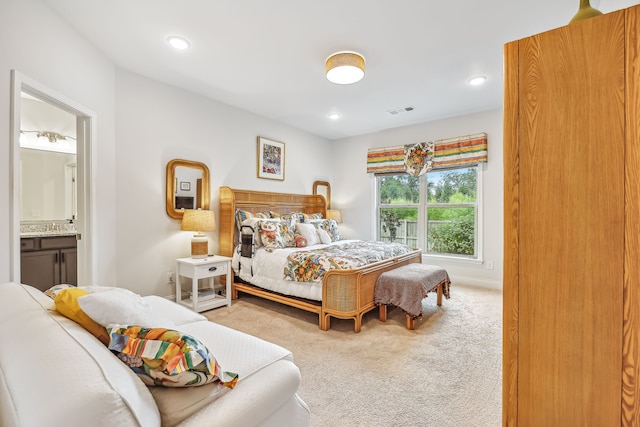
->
xmin=375 ymin=263 xmax=451 ymax=330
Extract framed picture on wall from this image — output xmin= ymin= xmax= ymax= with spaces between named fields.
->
xmin=180 ymin=181 xmax=191 ymax=191
xmin=257 ymin=136 xmax=285 ymax=180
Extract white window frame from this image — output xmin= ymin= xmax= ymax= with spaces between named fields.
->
xmin=374 ymin=165 xmax=484 ymax=264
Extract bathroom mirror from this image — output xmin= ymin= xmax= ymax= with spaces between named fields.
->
xmin=166 ymin=159 xmax=210 ymax=219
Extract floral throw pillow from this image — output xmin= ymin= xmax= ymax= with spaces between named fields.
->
xmin=258 ymin=220 xmax=283 ymax=250
xmin=311 ymin=219 xmax=342 ymax=242
xmin=108 ymin=325 xmax=238 ymax=388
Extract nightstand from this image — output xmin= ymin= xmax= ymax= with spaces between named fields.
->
xmin=175 ymin=255 xmax=232 ymax=312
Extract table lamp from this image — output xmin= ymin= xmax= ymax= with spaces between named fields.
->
xmin=181 ymin=209 xmax=216 ymax=258
xmin=327 ymin=209 xmax=342 ymax=223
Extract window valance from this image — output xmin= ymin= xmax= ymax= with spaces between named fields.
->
xmin=366 ymin=132 xmax=488 ymax=174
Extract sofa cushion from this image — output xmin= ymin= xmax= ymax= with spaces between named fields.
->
xmin=54 ymin=287 xmax=110 ymax=346
xmin=0 ymin=283 xmax=161 ymax=427
xmin=143 ymin=295 xmax=207 ymax=326
xmin=78 ymin=287 xmax=175 ymax=329
xmin=148 ymin=320 xmax=294 ymax=426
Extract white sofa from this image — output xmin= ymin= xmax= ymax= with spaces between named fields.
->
xmin=0 ymin=283 xmax=310 ymax=427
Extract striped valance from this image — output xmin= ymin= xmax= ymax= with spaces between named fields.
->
xmin=366 ymin=132 xmax=487 ymax=174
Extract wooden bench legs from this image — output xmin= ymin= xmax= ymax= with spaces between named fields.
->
xmin=378 ymin=283 xmax=444 ymax=330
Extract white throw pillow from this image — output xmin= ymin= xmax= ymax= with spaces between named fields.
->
xmin=317 ymin=228 xmax=332 ymax=244
xmin=78 ymin=287 xmax=175 ymax=329
xmin=296 ymin=223 xmax=320 ymax=246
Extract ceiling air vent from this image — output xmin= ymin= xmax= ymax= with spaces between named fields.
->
xmin=387 ymin=106 xmax=415 ymax=115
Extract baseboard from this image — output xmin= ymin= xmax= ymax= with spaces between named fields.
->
xmin=449 ymin=275 xmax=502 ymax=291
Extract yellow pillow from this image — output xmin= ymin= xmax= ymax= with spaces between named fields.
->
xmin=54 ymin=288 xmax=110 ymax=346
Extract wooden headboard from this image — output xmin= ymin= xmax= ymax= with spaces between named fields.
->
xmin=219 ymin=186 xmax=327 ymax=257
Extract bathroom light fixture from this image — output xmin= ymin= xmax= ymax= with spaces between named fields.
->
xmin=167 ymin=36 xmax=190 ymax=50
xmin=328 ymin=113 xmax=341 ymax=120
xmin=20 ymin=130 xmax=73 ymax=143
xmin=20 ymin=130 xmax=77 ymax=154
xmin=181 ymin=209 xmax=216 ymax=258
xmin=468 ymin=76 xmax=487 ymax=86
xmin=326 ymin=51 xmax=365 ymax=85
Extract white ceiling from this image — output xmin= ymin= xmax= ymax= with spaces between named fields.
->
xmin=41 ymin=0 xmax=638 ymax=140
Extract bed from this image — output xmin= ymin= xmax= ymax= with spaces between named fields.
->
xmin=219 ymin=186 xmax=423 ymax=332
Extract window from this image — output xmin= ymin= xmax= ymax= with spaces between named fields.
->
xmin=377 ymin=166 xmax=481 ymax=259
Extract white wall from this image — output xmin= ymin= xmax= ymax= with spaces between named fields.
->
xmin=0 ymin=0 xmax=117 ymax=285
xmin=114 ymin=69 xmax=333 ymax=297
xmin=0 ymin=0 xmax=503 ymax=294
xmin=331 ymin=109 xmax=504 ymax=289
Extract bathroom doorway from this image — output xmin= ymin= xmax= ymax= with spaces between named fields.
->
xmin=10 ymin=71 xmax=96 ymax=285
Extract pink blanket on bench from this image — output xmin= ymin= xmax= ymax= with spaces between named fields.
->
xmin=374 ymin=264 xmax=451 ymax=318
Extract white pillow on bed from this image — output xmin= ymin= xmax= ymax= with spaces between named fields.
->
xmin=317 ymin=228 xmax=332 ymax=244
xmin=296 ymin=223 xmax=320 ymax=246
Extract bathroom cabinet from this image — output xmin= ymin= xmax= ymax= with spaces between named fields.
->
xmin=20 ymin=235 xmax=77 ymax=291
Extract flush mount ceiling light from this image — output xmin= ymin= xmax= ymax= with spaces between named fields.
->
xmin=326 ymin=51 xmax=365 ymax=85
xmin=328 ymin=113 xmax=341 ymax=120
xmin=468 ymin=75 xmax=487 ymax=86
xmin=167 ymin=36 xmax=190 ymax=50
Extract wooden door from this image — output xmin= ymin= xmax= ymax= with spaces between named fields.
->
xmin=504 ymin=10 xmax=625 ymax=426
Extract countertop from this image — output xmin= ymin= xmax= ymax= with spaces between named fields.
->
xmin=20 ymin=231 xmax=78 ymax=238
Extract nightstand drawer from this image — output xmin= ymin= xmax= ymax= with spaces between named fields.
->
xmin=194 ymin=262 xmax=227 ymax=277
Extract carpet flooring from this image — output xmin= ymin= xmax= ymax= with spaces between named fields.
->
xmin=204 ymin=284 xmax=502 ymax=427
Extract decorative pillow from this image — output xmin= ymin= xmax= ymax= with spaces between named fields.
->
xmin=108 ymin=325 xmax=238 ymax=388
xmin=294 ymin=234 xmax=307 ymax=248
xmin=277 ymin=218 xmax=297 ymax=248
xmin=78 ymin=287 xmax=175 ymax=329
xmin=311 ymin=219 xmax=342 ymax=242
xmin=299 ymin=212 xmax=323 ymax=222
xmin=44 ymin=283 xmax=76 ymax=299
xmin=235 ymin=209 xmax=269 ymax=232
xmin=54 ymin=288 xmax=110 ymax=346
xmin=296 ymin=223 xmax=320 ymax=246
xmin=317 ymin=228 xmax=332 ymax=245
xmin=258 ymin=220 xmax=284 ymax=250
xmin=268 ymin=211 xmax=302 ymax=224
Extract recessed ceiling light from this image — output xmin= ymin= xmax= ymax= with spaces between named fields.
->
xmin=468 ymin=76 xmax=487 ymax=86
xmin=167 ymin=36 xmax=190 ymax=50
xmin=328 ymin=113 xmax=341 ymax=120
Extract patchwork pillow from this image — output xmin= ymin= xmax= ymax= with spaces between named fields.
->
xmin=296 ymin=223 xmax=320 ymax=246
xmin=268 ymin=211 xmax=302 ymax=224
xmin=299 ymin=212 xmax=323 ymax=222
xmin=108 ymin=325 xmax=238 ymax=388
xmin=54 ymin=288 xmax=110 ymax=346
xmin=235 ymin=209 xmax=269 ymax=232
xmin=78 ymin=287 xmax=175 ymax=329
xmin=311 ymin=219 xmax=342 ymax=242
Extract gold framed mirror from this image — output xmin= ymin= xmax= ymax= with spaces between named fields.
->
xmin=166 ymin=159 xmax=210 ymax=219
xmin=312 ymin=180 xmax=331 ymax=208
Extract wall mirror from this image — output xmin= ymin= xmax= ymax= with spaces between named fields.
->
xmin=312 ymin=180 xmax=331 ymax=209
xmin=166 ymin=159 xmax=210 ymax=219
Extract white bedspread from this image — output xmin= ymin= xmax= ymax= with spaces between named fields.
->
xmin=232 ymin=240 xmax=360 ymax=301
